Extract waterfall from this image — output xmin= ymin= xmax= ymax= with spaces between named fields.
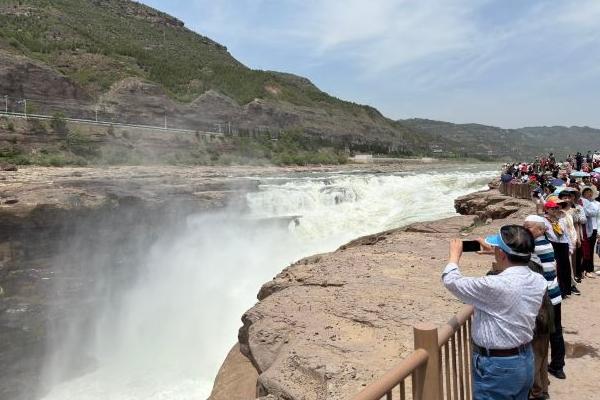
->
xmin=41 ymin=165 xmax=497 ymax=400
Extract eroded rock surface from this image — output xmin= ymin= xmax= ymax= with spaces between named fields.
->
xmin=210 ymin=344 xmax=259 ymax=400
xmin=454 ymin=189 xmax=532 ymax=221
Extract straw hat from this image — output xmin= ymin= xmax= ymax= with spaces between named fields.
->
xmin=581 ymin=186 xmax=599 ymax=199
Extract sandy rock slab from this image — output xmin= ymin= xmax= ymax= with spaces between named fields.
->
xmin=233 ymin=214 xmax=509 ymax=400
xmin=210 ymin=344 xmax=259 ymax=400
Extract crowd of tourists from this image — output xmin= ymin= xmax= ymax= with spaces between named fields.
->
xmin=502 ymin=152 xmax=600 ymax=285
xmin=503 ymin=151 xmax=600 ymax=179
xmin=441 ymin=152 xmax=600 ymax=400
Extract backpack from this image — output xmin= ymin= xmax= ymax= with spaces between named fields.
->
xmin=528 ymin=260 xmax=555 ymax=336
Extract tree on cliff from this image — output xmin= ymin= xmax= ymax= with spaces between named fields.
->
xmin=51 ymin=112 xmax=68 ymax=134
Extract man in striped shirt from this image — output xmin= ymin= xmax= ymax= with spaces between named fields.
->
xmin=523 ymin=215 xmax=566 ymax=389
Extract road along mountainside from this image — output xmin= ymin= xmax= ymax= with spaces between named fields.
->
xmin=211 ymin=188 xmax=600 ymax=400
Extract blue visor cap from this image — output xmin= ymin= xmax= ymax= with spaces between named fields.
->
xmin=485 ymin=233 xmax=530 ymax=257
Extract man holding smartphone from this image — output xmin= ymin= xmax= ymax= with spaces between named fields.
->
xmin=442 ymin=225 xmax=547 ymax=400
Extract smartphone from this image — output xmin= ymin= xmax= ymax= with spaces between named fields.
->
xmin=462 ymin=240 xmax=481 ymax=252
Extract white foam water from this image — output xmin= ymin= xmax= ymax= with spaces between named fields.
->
xmin=41 ymin=165 xmax=496 ymax=400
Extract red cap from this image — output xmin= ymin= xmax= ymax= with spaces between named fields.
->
xmin=544 ymin=201 xmax=560 ymax=209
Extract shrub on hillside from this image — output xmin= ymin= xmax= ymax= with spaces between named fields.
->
xmin=0 ymin=145 xmax=31 ymax=165
xmin=66 ymin=131 xmax=99 ymax=157
xmin=27 ymin=119 xmax=47 ymax=134
xmin=50 ymin=112 xmax=68 ymax=133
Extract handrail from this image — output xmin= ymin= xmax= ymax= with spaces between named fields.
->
xmin=498 ymin=182 xmax=532 ymax=199
xmin=352 ymin=349 xmax=429 ymax=400
xmin=351 ymin=305 xmax=475 ymax=400
xmin=438 ymin=306 xmax=474 ymax=346
xmin=0 ymin=110 xmax=214 ymax=135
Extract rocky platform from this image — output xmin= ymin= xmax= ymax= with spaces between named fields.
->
xmin=212 ymin=188 xmax=600 ymax=400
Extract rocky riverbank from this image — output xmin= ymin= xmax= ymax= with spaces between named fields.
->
xmin=211 ymin=187 xmax=600 ymax=400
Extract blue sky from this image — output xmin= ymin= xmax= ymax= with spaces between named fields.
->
xmin=140 ymin=0 xmax=600 ymax=128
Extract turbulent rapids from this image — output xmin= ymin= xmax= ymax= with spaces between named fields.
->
xmin=41 ymin=165 xmax=496 ymax=400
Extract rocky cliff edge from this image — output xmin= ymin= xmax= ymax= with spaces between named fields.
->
xmin=211 ymin=188 xmax=534 ymax=400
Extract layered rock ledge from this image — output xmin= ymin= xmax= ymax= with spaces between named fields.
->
xmin=212 ymin=188 xmax=600 ymax=400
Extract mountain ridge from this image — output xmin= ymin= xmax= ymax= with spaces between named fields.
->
xmin=400 ymin=118 xmax=600 ymax=158
xmin=0 ymin=0 xmax=443 ymax=157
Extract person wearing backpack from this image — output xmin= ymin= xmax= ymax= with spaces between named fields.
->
xmin=527 ymin=249 xmax=556 ymax=400
xmin=524 ymin=215 xmax=566 ymax=394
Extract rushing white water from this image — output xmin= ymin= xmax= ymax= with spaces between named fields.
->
xmin=41 ymin=165 xmax=496 ymax=400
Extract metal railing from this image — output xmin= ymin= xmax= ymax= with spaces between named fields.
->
xmin=0 ymin=110 xmax=205 ymax=135
xmin=353 ymin=306 xmax=474 ymax=400
xmin=1 ymin=94 xmax=284 ymax=138
xmin=498 ymin=182 xmax=532 ymax=199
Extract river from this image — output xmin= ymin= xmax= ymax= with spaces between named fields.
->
xmin=41 ymin=163 xmax=497 ymax=399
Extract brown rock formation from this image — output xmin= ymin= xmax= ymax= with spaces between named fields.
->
xmin=210 ymin=344 xmax=259 ymax=400
xmin=454 ymin=189 xmax=532 ymax=221
xmin=0 ymin=46 xmax=417 ymax=151
xmin=0 ymin=50 xmax=90 ymax=105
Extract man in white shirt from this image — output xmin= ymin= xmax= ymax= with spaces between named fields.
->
xmin=442 ymin=225 xmax=547 ymax=400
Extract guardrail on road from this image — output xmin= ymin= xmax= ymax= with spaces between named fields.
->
xmin=0 ymin=111 xmax=224 ymax=136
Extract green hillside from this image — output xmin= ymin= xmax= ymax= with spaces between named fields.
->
xmin=0 ymin=0 xmax=376 ymax=115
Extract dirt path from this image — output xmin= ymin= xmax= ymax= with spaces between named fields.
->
xmin=550 ymin=271 xmax=600 ymax=400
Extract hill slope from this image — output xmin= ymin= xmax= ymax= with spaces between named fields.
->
xmin=0 ymin=0 xmax=434 ymax=156
xmin=400 ymin=118 xmax=600 ymax=159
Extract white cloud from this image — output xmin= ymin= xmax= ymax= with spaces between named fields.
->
xmin=556 ymin=0 xmax=600 ymax=28
xmin=282 ymin=0 xmax=600 ymax=83
xmin=300 ymin=0 xmax=480 ymax=73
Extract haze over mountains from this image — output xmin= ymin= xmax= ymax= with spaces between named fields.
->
xmin=0 ymin=0 xmax=597 ymax=161
xmin=401 ymin=119 xmax=600 ymax=159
